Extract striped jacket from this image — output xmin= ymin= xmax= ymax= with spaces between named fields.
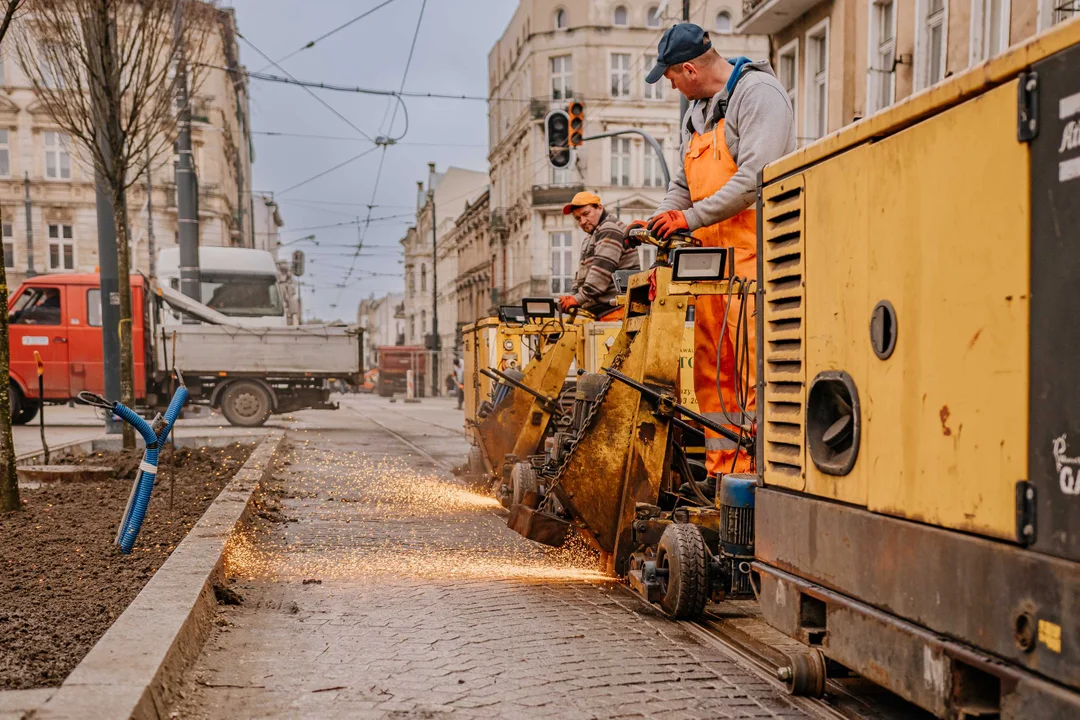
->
xmin=571 ymin=211 xmax=640 ymax=314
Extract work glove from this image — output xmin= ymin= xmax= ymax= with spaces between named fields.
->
xmin=647 ymin=210 xmax=689 ymax=240
xmin=622 ymin=220 xmax=647 ymax=248
xmin=558 ymin=295 xmax=579 ymax=313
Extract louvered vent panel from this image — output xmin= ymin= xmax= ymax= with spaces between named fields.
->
xmin=761 ymin=177 xmax=806 ymax=484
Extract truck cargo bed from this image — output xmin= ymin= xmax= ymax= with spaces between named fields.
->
xmin=160 ymin=324 xmax=362 ymax=377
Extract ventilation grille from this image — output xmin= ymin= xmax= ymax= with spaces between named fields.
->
xmin=761 ymin=176 xmax=806 ymax=484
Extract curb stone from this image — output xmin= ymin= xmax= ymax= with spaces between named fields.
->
xmin=16 ymin=429 xmax=285 ymax=720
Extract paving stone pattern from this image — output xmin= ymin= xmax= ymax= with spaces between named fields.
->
xmin=173 ymin=401 xmax=808 ymax=719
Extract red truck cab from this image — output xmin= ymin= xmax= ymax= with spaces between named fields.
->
xmin=8 ymin=273 xmax=150 ymax=422
xmin=376 ymin=346 xmax=427 ymax=397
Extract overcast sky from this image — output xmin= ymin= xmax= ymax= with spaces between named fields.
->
xmin=220 ymin=0 xmax=517 ymax=322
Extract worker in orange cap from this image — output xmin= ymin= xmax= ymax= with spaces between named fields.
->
xmin=631 ymin=23 xmax=795 ymax=488
xmin=558 ymin=191 xmax=640 ymax=320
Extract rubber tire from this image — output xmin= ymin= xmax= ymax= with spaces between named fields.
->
xmin=511 ymin=462 xmax=539 ymax=507
xmin=14 ymin=400 xmax=39 ymax=425
xmin=9 ymin=382 xmax=24 ymax=425
xmin=656 ymin=523 xmax=709 ymax=620
xmin=220 ymin=380 xmax=273 ymax=427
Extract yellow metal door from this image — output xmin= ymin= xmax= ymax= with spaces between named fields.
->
xmin=863 ymin=79 xmax=1030 ymax=540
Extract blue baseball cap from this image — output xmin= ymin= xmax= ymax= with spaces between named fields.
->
xmin=646 ymin=23 xmax=712 ymax=84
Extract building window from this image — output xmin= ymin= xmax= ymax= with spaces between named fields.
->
xmin=1040 ymin=0 xmax=1078 ymax=29
xmin=44 ymin=131 xmax=71 ymax=180
xmin=48 ymin=223 xmax=74 ymax=271
xmin=552 ymin=162 xmax=572 ymax=185
xmin=610 ymin=53 xmax=631 ymax=98
xmin=646 ymin=5 xmax=661 ymax=27
xmin=0 ymin=129 xmax=9 ymax=177
xmin=805 ymin=21 xmax=829 ymax=142
xmin=644 ymin=139 xmax=665 ymax=187
xmin=917 ymin=0 xmax=948 ymax=90
xmin=2 ymin=220 xmax=13 ymax=269
xmin=971 ymin=0 xmax=1009 ymax=63
xmin=550 ymin=231 xmax=574 ymax=294
xmin=420 ymin=309 xmax=426 ymax=334
xmin=776 ymin=39 xmax=798 ymax=143
xmin=867 ymin=0 xmax=897 ymax=114
xmin=644 ymin=55 xmax=665 ymax=99
xmin=554 ymin=7 xmax=567 ymax=30
xmin=716 ymin=11 xmax=732 ymax=33
xmin=551 ymin=54 xmax=572 ymax=100
xmin=613 ymin=5 xmax=628 ymax=26
xmin=420 ymin=264 xmax=427 ymax=292
xmin=638 ymin=244 xmax=657 ymax=270
xmin=610 ymin=137 xmax=631 ymax=186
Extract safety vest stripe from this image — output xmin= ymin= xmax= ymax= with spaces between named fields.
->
xmin=705 ymin=437 xmax=740 ymax=451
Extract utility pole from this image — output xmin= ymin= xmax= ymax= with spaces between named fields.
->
xmin=174 ymin=4 xmax=200 ymax=310
xmin=145 ymin=148 xmax=156 ymax=277
xmin=680 ymin=0 xmax=691 ymax=121
xmin=22 ymin=173 xmax=34 ymax=277
xmin=427 ymin=162 xmax=439 ymax=398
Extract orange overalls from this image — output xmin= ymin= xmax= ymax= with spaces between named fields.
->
xmin=685 ymin=120 xmax=757 ymax=476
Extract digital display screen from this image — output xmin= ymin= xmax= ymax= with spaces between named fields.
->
xmin=672 ymin=248 xmax=731 ymax=281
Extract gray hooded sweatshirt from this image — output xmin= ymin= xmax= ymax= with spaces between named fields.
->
xmin=655 ymin=59 xmax=796 ymax=230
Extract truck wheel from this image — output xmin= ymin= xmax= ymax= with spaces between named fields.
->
xmin=655 ymin=523 xmax=709 ymax=620
xmin=221 ymin=380 xmax=273 ymax=427
xmin=8 ymin=382 xmax=38 ymax=425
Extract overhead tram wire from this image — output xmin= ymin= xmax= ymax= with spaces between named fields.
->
xmin=236 ymin=31 xmax=380 ymax=143
xmin=332 ymin=0 xmax=428 ymax=308
xmin=275 ymin=146 xmax=380 ymax=196
xmin=258 ymin=0 xmax=403 ymax=71
xmin=253 ymin=130 xmax=487 ymax=148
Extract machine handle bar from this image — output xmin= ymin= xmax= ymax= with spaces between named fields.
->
xmin=480 ymin=367 xmax=563 ymax=416
xmin=603 ymin=367 xmax=752 ymax=451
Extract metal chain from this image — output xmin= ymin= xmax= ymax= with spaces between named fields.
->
xmin=540 ymin=345 xmax=631 ymax=490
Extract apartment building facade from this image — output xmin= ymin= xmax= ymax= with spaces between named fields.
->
xmin=486 ymin=0 xmax=768 ymax=306
xmin=401 ymin=164 xmax=488 ymax=351
xmin=446 ymin=187 xmax=493 ymax=329
xmin=2 ymin=7 xmax=254 ymax=289
xmin=738 ymin=0 xmax=1077 ymax=145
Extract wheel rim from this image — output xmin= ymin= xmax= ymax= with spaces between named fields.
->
xmin=232 ymin=390 xmax=263 ymax=419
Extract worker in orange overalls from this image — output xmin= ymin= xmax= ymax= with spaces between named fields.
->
xmin=629 ymin=23 xmax=795 ymax=491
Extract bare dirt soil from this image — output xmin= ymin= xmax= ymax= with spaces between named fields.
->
xmin=0 ymin=443 xmax=253 ymax=690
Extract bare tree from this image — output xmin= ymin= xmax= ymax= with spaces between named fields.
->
xmin=0 ymin=0 xmax=28 ymax=512
xmin=14 ymin=0 xmax=216 ymax=448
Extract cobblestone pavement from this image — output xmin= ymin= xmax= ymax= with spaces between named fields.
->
xmin=172 ymin=396 xmax=809 ymax=719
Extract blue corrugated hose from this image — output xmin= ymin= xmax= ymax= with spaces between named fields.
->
xmin=114 ymin=386 xmax=189 ymax=554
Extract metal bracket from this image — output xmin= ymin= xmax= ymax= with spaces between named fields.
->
xmin=1015 ymin=480 xmax=1037 ymax=546
xmin=1018 ymin=70 xmax=1039 ymax=143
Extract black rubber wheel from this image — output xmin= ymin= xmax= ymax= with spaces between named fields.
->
xmin=220 ymin=380 xmax=273 ymax=427
xmin=14 ymin=400 xmax=39 ymax=425
xmin=511 ymin=462 xmax=539 ymax=507
xmin=782 ymin=649 xmax=827 ymax=698
xmin=9 ymin=382 xmax=38 ymax=425
xmin=655 ymin=523 xmax=709 ymax=620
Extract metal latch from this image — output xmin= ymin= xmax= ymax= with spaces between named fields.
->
xmin=1018 ymin=70 xmax=1039 ymax=143
xmin=1015 ymin=480 xmax=1036 ymax=546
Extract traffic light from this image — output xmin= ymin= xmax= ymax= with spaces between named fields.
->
xmin=545 ymin=110 xmax=571 ymax=169
xmin=568 ymin=101 xmax=584 ymax=147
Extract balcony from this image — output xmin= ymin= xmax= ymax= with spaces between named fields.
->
xmin=738 ymin=0 xmax=822 ymax=35
xmin=530 ymin=183 xmax=584 ymax=208
xmin=489 ymin=207 xmax=508 ymax=232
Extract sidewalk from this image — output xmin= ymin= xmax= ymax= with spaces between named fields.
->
xmin=171 ymin=395 xmax=805 ymax=719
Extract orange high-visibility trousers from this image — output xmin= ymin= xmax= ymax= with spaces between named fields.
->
xmin=685 ymin=121 xmax=757 ymax=475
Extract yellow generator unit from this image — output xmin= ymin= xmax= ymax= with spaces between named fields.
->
xmin=753 ymin=21 xmax=1080 ymax=717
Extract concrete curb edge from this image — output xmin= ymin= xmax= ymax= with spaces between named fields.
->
xmin=24 ymin=429 xmax=286 ymax=720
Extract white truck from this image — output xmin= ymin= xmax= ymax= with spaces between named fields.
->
xmin=156 ymin=246 xmax=288 ymax=327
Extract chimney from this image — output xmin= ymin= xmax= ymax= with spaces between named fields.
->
xmin=427 ymin=162 xmax=437 ymax=196
xmin=416 ymin=181 xmax=424 ymax=211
